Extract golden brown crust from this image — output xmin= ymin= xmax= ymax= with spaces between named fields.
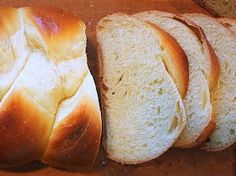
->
xmin=139 ymin=11 xmax=219 ymax=90
xmin=148 ymin=23 xmax=189 ymax=98
xmin=0 ymin=6 xmax=101 ymax=169
xmin=134 ymin=11 xmax=219 ymax=147
xmin=156 ymin=13 xmax=219 ymax=147
xmin=0 ymin=91 xmax=53 ymax=168
xmin=42 ymin=97 xmax=101 ymax=170
xmin=22 ymin=7 xmax=86 ymax=62
xmin=182 ymin=114 xmax=216 ymax=148
xmin=0 ymin=6 xmax=19 ymax=37
xmin=169 ymin=15 xmax=219 ymax=91
xmin=97 ymin=15 xmax=187 ymax=164
xmin=177 ymin=13 xmax=221 ymax=147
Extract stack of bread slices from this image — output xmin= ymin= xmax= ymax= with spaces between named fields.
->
xmin=97 ymin=11 xmax=236 ymax=164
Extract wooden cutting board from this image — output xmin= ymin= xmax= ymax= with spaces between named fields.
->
xmin=0 ymin=0 xmax=235 ymax=175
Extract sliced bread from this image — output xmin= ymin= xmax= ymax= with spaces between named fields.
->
xmin=184 ymin=14 xmax=236 ymax=151
xmin=134 ymin=11 xmax=219 ymax=148
xmin=97 ymin=14 xmax=187 ymax=164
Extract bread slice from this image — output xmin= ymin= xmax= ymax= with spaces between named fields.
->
xmin=134 ymin=11 xmax=219 ymax=148
xmin=184 ymin=13 xmax=236 ymax=151
xmin=97 ymin=14 xmax=187 ymax=164
xmin=0 ymin=7 xmax=101 ymax=168
xmin=218 ymin=17 xmax=236 ymax=35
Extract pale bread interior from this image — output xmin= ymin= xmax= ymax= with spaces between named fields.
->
xmin=97 ymin=14 xmax=186 ymax=164
xmin=134 ymin=11 xmax=212 ymax=147
xmin=184 ymin=14 xmax=236 ymax=151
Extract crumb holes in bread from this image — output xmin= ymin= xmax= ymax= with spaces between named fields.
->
xmin=157 ymin=88 xmax=163 ymax=96
xmin=149 ymin=79 xmax=164 ymax=86
xmin=224 ymin=61 xmax=229 ymax=71
xmin=230 ymin=129 xmax=235 ymax=135
xmin=124 ymin=87 xmax=131 ymax=96
xmin=115 ymin=74 xmax=124 ymax=86
xmin=156 ymin=106 xmax=161 ymax=114
xmin=176 ymin=101 xmax=180 ymax=113
xmin=114 ymin=53 xmax=119 ymax=60
xmin=146 ymin=121 xmax=154 ymax=127
xmin=160 ymin=45 xmax=164 ymax=51
xmin=202 ymin=90 xmax=208 ymax=110
xmin=142 ymin=144 xmax=148 ymax=148
xmin=168 ymin=116 xmax=179 ymax=133
xmin=232 ymin=97 xmax=236 ymax=103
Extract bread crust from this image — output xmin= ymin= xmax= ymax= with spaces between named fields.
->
xmin=21 ymin=7 xmax=86 ymax=62
xmin=0 ymin=6 xmax=19 ymax=37
xmin=148 ymin=23 xmax=189 ymax=98
xmin=171 ymin=15 xmax=219 ymax=90
xmin=42 ymin=96 xmax=101 ymax=170
xmin=183 ymin=13 xmax=236 ymax=151
xmin=0 ymin=91 xmax=53 ymax=168
xmin=0 ymin=6 xmax=101 ymax=169
xmin=96 ymin=14 xmax=187 ymax=164
xmin=136 ymin=11 xmax=219 ymax=90
xmin=169 ymin=15 xmax=219 ymax=147
xmin=134 ymin=11 xmax=219 ymax=147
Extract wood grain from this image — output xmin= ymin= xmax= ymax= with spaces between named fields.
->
xmin=0 ymin=0 xmax=234 ymax=176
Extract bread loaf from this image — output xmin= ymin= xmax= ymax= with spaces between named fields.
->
xmin=184 ymin=14 xmax=236 ymax=151
xmin=0 ymin=6 xmax=101 ymax=169
xmin=134 ymin=11 xmax=219 ymax=148
xmin=97 ymin=14 xmax=188 ymax=164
